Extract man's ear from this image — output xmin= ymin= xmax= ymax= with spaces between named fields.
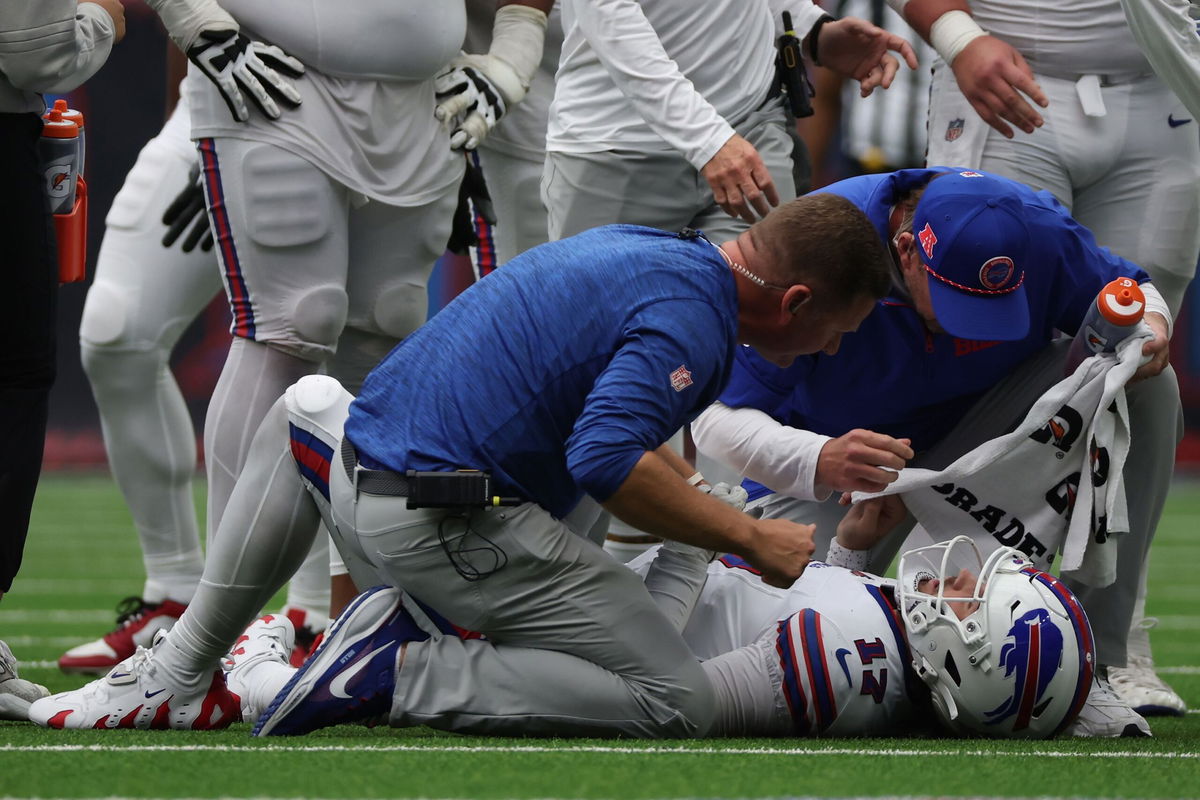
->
xmin=783 ymin=284 xmax=812 ymax=316
xmin=893 ymin=231 xmax=921 ymax=277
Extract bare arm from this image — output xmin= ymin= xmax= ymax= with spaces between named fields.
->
xmin=601 ymin=450 xmax=815 ymax=588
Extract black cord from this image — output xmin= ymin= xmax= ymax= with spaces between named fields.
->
xmin=437 ymin=511 xmax=508 ymax=582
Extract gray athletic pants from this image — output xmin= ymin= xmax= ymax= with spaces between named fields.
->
xmin=326 ymin=454 xmax=716 ymax=738
xmin=748 ymin=341 xmax=1182 ymax=667
xmin=543 ymin=97 xmax=797 ymax=244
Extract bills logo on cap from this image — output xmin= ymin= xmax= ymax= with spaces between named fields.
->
xmin=959 ymin=171 xmax=984 ymax=178
xmin=979 ymin=256 xmax=1016 ymax=289
xmin=918 ymin=222 xmax=938 ymax=259
xmin=670 ymin=365 xmax=693 ymax=392
xmin=945 ymin=118 xmax=965 ymax=141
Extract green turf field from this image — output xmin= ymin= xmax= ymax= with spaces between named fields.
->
xmin=1 ymin=474 xmax=1196 ymax=799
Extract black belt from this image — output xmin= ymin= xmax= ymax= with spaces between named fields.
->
xmin=341 ymin=438 xmax=412 ymax=496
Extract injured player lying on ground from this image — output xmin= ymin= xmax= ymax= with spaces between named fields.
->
xmin=26 ymin=483 xmax=1094 ymax=740
xmin=232 ymin=505 xmax=1096 ymax=740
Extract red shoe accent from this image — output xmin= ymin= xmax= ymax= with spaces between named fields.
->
xmin=99 ymin=599 xmax=188 ymax=652
xmin=118 ymin=705 xmax=144 ymax=728
xmin=150 ymin=698 xmax=172 ymax=730
xmin=192 ymin=672 xmax=239 ymax=730
xmin=58 ymin=597 xmax=187 ymax=674
xmin=47 ymin=709 xmax=72 ymax=729
xmin=92 ymin=715 xmax=111 ymax=729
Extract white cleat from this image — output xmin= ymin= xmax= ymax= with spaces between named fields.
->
xmin=29 ymin=632 xmax=238 ymax=730
xmin=1066 ymin=667 xmax=1152 ymax=738
xmin=1108 ymin=618 xmax=1187 ymax=717
xmin=223 ymin=613 xmax=297 ymax=724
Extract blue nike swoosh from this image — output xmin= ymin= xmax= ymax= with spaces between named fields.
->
xmin=144 ymin=688 xmax=166 ymax=698
xmin=834 ymin=648 xmax=853 ymax=685
xmin=1169 ymin=114 xmax=1193 ymax=128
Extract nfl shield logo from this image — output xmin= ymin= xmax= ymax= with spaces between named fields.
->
xmin=945 ymin=118 xmax=965 ymax=141
xmin=670 ymin=365 xmax=693 ymax=392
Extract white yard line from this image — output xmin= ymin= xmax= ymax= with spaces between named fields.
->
xmin=0 ymin=743 xmax=1196 ymax=759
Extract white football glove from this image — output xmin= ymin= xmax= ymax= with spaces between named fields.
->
xmin=146 ymin=0 xmax=304 ymax=122
xmin=188 ymin=30 xmax=305 ymax=122
xmin=433 ymin=3 xmax=547 ymax=150
xmin=698 ymin=481 xmax=750 ymax=512
xmin=434 ymin=56 xmax=522 ymax=151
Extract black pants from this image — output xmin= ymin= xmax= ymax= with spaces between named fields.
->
xmin=0 ymin=112 xmax=58 ymax=593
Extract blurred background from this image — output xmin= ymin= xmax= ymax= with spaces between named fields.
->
xmin=42 ymin=2 xmax=1200 ymax=471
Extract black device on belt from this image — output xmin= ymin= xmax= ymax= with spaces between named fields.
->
xmin=342 ymin=438 xmax=522 ymax=510
xmin=776 ymin=11 xmax=815 ymax=118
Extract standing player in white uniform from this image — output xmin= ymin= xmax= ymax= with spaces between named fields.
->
xmin=891 ymin=0 xmax=1198 ymax=718
xmin=190 ymin=0 xmax=550 ymax=590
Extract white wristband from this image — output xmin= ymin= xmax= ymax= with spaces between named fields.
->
xmin=826 ymin=539 xmax=871 ymax=571
xmin=488 ymin=4 xmax=548 ymax=99
xmin=930 ymin=10 xmax=987 ymax=66
xmin=1140 ymin=282 xmax=1173 ymax=339
xmin=686 ymin=471 xmax=707 ymax=487
xmin=146 ymin=0 xmax=238 ymax=52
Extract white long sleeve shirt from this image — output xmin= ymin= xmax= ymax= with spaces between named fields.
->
xmin=0 ymin=1 xmax=116 ymax=113
xmin=547 ymin=0 xmax=827 ymax=171
xmin=691 ymin=400 xmax=833 ymax=502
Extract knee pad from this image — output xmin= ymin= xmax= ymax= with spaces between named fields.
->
xmin=284 ymin=374 xmax=356 ymax=444
xmin=290 ymin=284 xmax=349 ymax=352
xmin=79 ymin=281 xmax=130 ymax=348
xmin=372 ymin=281 xmax=428 ymax=339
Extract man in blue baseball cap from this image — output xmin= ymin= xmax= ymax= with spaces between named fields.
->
xmin=692 ymin=166 xmax=1179 ymax=739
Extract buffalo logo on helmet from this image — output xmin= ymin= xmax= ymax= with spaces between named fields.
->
xmin=945 ymin=118 xmax=965 ymax=141
xmin=984 ymin=608 xmax=1065 ymax=731
xmin=918 ymin=222 xmax=938 ymax=259
xmin=958 ymin=171 xmax=984 ymax=178
xmin=670 ymin=364 xmax=693 ymax=392
xmin=979 ymin=256 xmax=1016 ymax=290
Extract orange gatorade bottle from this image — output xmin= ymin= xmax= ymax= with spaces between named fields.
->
xmin=38 ymin=108 xmax=79 ymax=214
xmin=46 ymin=99 xmax=85 ymax=173
xmin=1066 ymin=277 xmax=1146 ymax=371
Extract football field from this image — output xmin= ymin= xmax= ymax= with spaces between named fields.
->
xmin=1 ymin=474 xmax=1196 ymax=800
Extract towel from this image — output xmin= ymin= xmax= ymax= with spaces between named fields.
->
xmin=854 ymin=329 xmax=1151 ymax=587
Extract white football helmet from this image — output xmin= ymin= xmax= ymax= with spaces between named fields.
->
xmin=897 ymin=536 xmax=1095 ymax=739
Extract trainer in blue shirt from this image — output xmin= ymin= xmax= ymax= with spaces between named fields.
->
xmin=693 ymin=168 xmax=1179 ymax=737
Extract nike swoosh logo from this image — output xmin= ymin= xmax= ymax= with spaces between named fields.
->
xmin=834 ymin=648 xmax=853 ymax=686
xmin=144 ymin=688 xmax=166 ymax=699
xmin=329 ymin=642 xmax=396 ymax=699
xmin=1169 ymin=114 xmax=1193 ymax=128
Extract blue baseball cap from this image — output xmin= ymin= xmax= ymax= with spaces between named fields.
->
xmin=911 ymin=171 xmax=1031 ymax=342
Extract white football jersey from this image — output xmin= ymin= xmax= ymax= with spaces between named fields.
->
xmin=186 ymin=2 xmax=465 ymax=205
xmin=628 ymin=551 xmax=918 ymax=736
xmin=971 ymin=0 xmax=1150 ymax=76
